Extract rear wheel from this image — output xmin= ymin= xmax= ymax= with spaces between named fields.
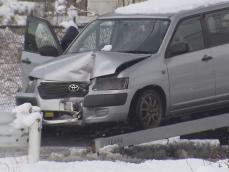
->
xmin=134 ymin=89 xmax=164 ymax=129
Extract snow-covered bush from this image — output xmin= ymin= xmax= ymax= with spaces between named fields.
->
xmin=0 ymin=0 xmax=40 ymax=25
xmin=122 ymin=140 xmax=229 ymax=160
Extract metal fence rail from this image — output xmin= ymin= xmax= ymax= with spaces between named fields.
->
xmin=0 ymin=27 xmax=23 ymax=111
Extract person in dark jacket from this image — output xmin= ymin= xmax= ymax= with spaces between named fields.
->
xmin=61 ymin=26 xmax=79 ymax=51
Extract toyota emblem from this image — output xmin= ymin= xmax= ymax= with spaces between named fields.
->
xmin=68 ymin=84 xmax=80 ymax=92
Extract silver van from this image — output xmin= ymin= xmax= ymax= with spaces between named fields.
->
xmin=17 ymin=2 xmax=229 ymax=129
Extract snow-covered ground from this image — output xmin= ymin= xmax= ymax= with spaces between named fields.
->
xmin=0 ymin=0 xmax=38 ymax=25
xmin=0 ymin=156 xmax=228 ymax=172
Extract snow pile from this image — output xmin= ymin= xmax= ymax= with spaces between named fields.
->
xmin=0 ymin=157 xmax=228 ymax=172
xmin=11 ymin=103 xmax=42 ymax=129
xmin=0 ymin=0 xmax=37 ymax=25
xmin=47 ymin=138 xmax=228 ymax=162
xmin=116 ymin=0 xmax=229 ymax=14
xmin=140 ymin=136 xmax=220 ymax=146
xmin=101 ymin=45 xmax=112 ymax=51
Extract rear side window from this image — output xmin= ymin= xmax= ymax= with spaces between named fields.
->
xmin=206 ymin=9 xmax=229 ymax=47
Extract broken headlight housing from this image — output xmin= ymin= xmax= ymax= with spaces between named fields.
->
xmin=26 ymin=80 xmax=38 ymax=93
xmin=92 ymin=77 xmax=129 ymax=91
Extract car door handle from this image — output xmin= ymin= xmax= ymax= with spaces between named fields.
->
xmin=202 ymin=55 xmax=213 ymax=62
xmin=21 ymin=58 xmax=31 ymax=64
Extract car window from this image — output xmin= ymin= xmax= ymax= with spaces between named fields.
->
xmin=68 ymin=19 xmax=170 ymax=54
xmin=169 ymin=17 xmax=204 ymax=56
xmin=99 ymin=21 xmax=114 ymax=48
xmin=35 ymin=23 xmax=59 ymax=50
xmin=25 ymin=19 xmax=61 ymax=54
xmin=79 ymin=29 xmax=96 ymax=52
xmin=76 ymin=21 xmax=114 ymax=52
xmin=206 ymin=9 xmax=229 ymax=47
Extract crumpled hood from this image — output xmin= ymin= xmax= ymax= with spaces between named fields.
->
xmin=29 ymin=51 xmax=149 ymax=82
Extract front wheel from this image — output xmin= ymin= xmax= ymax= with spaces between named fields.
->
xmin=134 ymin=89 xmax=164 ymax=129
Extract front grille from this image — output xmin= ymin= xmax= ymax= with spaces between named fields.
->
xmin=38 ymin=82 xmax=89 ymax=99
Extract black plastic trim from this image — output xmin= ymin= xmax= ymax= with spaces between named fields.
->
xmin=16 ymin=96 xmax=38 ymax=106
xmin=38 ymin=82 xmax=89 ymax=99
xmin=84 ymin=93 xmax=128 ymax=107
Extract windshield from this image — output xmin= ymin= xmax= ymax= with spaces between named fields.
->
xmin=67 ymin=18 xmax=170 ymax=54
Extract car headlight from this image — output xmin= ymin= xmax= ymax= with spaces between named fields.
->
xmin=92 ymin=77 xmax=129 ymax=91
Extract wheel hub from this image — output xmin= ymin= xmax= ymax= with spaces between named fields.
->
xmin=139 ymin=94 xmax=161 ymax=127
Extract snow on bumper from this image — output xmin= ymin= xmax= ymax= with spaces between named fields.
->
xmin=11 ymin=103 xmax=42 ymax=129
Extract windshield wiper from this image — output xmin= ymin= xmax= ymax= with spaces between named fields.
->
xmin=119 ymin=50 xmax=152 ymax=54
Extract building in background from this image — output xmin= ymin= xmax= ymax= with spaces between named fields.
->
xmin=48 ymin=0 xmax=146 ymax=16
xmin=52 ymin=0 xmax=146 ymax=26
xmin=88 ymin=0 xmax=145 ymax=15
xmin=0 ymin=0 xmax=145 ymax=25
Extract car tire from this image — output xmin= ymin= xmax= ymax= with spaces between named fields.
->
xmin=134 ymin=89 xmax=164 ymax=129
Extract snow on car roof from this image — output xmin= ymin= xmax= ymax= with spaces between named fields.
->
xmin=115 ymin=0 xmax=229 ymax=15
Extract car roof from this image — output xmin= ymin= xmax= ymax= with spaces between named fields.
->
xmin=98 ymin=1 xmax=229 ymax=20
xmin=98 ymin=13 xmax=173 ymax=19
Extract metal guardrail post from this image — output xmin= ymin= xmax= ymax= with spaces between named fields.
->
xmin=28 ymin=119 xmax=42 ymax=163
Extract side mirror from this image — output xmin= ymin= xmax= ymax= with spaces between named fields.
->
xmin=169 ymin=42 xmax=189 ymax=57
xmin=39 ymin=46 xmax=59 ymax=57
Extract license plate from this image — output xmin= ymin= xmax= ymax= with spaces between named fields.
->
xmin=44 ymin=112 xmax=54 ymax=118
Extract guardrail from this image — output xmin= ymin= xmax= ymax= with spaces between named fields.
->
xmin=0 ymin=104 xmax=42 ymax=163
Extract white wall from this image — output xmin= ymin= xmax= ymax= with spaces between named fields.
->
xmin=87 ymin=0 xmax=118 ymax=15
xmin=87 ymin=0 xmax=145 ymax=15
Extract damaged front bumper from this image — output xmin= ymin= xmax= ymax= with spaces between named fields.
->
xmin=18 ymin=51 xmax=148 ymax=126
xmin=16 ymin=91 xmax=129 ymax=126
